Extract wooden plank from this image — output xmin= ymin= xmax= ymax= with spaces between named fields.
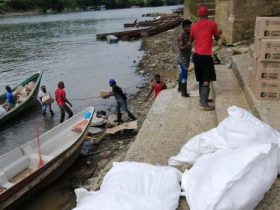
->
xmin=105 ymin=121 xmax=138 ymax=134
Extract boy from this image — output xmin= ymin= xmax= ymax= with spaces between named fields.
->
xmin=144 ymin=74 xmax=167 ymax=101
xmin=55 ymin=81 xmax=73 ymax=123
xmin=38 ymin=85 xmax=54 ymax=117
xmin=177 ymin=19 xmax=192 ymax=97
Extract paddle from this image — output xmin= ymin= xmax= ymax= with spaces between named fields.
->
xmin=35 ymin=123 xmax=44 ymax=168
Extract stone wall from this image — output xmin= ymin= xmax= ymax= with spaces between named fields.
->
xmin=184 ymin=0 xmax=280 ymax=43
xmin=215 ymin=0 xmax=280 ymax=43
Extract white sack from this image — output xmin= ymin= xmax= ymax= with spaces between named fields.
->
xmin=169 ymin=106 xmax=280 ymax=166
xmin=73 ymin=162 xmax=182 ymax=210
xmin=182 ymin=144 xmax=278 ymax=210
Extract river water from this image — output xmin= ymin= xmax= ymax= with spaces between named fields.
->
xmin=0 ymin=5 xmax=178 ymax=210
xmin=0 ymin=6 xmax=178 ymax=155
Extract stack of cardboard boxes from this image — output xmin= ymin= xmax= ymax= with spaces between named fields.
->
xmin=247 ymin=17 xmax=280 ymax=100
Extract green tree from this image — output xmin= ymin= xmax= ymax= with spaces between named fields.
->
xmin=146 ymin=0 xmax=164 ymax=6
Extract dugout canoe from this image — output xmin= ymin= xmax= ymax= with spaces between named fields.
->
xmin=0 ymin=107 xmax=94 ymax=210
xmin=0 ymin=71 xmax=43 ymax=127
xmin=97 ymin=18 xmax=182 ymax=41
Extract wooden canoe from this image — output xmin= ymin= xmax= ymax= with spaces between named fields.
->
xmin=97 ymin=18 xmax=182 ymax=41
xmin=96 ymin=28 xmax=149 ymax=41
xmin=0 ymin=107 xmax=94 ymax=210
xmin=0 ymin=71 xmax=43 ymax=127
xmin=141 ymin=18 xmax=183 ymax=37
xmin=124 ymin=20 xmax=162 ymax=28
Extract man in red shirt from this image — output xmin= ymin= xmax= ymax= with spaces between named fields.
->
xmin=190 ymin=6 xmax=222 ymax=110
xmin=55 ymin=81 xmax=73 ymax=123
xmin=144 ymin=74 xmax=167 ymax=101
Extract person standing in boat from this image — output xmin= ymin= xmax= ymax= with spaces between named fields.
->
xmin=177 ymin=19 xmax=192 ymax=97
xmin=38 ymin=85 xmax=54 ymax=117
xmin=55 ymin=81 xmax=73 ymax=123
xmin=5 ymin=86 xmax=16 ymax=110
xmin=107 ymin=79 xmax=136 ymax=123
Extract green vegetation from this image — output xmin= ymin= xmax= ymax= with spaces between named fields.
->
xmin=0 ymin=0 xmax=183 ymax=12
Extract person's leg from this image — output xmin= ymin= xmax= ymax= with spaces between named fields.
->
xmin=59 ymin=105 xmax=66 ymax=123
xmin=179 ymin=64 xmax=190 ymax=97
xmin=64 ymin=104 xmax=73 ymax=119
xmin=177 ymin=65 xmax=182 ymax=92
xmin=200 ymin=81 xmax=214 ymax=111
xmin=199 ymin=81 xmax=203 ymax=104
xmin=114 ymin=101 xmax=123 ymax=123
xmin=122 ymin=100 xmax=136 ymax=121
xmin=48 ymin=104 xmax=54 ymax=117
xmin=42 ymin=104 xmax=47 ymax=115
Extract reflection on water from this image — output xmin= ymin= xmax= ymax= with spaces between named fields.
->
xmin=0 ymin=5 xmax=179 ymax=210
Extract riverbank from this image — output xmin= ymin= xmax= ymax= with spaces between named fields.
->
xmin=20 ymin=28 xmax=180 ymax=210
xmin=0 ymin=10 xmax=41 ymax=17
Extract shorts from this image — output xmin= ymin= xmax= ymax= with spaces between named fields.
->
xmin=193 ymin=54 xmax=216 ymax=82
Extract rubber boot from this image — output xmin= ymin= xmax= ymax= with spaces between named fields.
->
xmin=181 ymin=82 xmax=190 ymax=97
xmin=114 ymin=113 xmax=124 ymax=123
xmin=199 ymin=82 xmax=202 ymax=104
xmin=199 ymin=86 xmax=214 ymax=111
xmin=128 ymin=112 xmax=137 ymax=121
xmin=199 ymin=82 xmax=213 ymax=103
xmin=177 ymin=81 xmax=181 ymax=92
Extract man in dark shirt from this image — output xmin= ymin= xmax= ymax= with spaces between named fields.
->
xmin=177 ymin=19 xmax=192 ymax=97
xmin=108 ymin=79 xmax=136 ymax=123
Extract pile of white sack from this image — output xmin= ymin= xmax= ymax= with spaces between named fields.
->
xmin=72 ymin=106 xmax=280 ymax=210
xmin=169 ymin=106 xmax=280 ymax=210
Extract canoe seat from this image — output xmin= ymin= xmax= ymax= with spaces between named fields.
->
xmin=0 ymin=148 xmax=31 ymax=181
xmin=3 ymin=156 xmax=30 ymax=181
xmin=0 ymin=169 xmax=14 ymax=190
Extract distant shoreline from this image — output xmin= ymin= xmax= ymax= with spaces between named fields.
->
xmin=0 ymin=10 xmax=42 ymax=18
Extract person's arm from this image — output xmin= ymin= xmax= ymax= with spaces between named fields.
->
xmin=178 ymin=34 xmax=188 ymax=51
xmin=213 ymin=22 xmax=221 ymax=41
xmin=190 ymin=26 xmax=194 ymax=42
xmin=163 ymin=83 xmax=167 ymax=90
xmin=63 ymin=91 xmax=72 ymax=107
xmin=144 ymin=86 xmax=154 ymax=102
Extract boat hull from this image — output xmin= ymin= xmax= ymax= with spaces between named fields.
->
xmin=0 ymin=124 xmax=89 ymax=210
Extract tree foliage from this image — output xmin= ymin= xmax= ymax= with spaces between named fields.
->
xmin=6 ymin=0 xmax=182 ymax=11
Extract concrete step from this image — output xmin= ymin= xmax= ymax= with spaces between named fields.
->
xmin=231 ymin=53 xmax=280 ymax=209
xmin=213 ymin=65 xmax=251 ymax=123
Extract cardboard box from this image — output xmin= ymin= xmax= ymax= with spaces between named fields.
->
xmin=252 ymin=79 xmax=280 ymax=100
xmin=255 ymin=38 xmax=280 ymax=62
xmin=255 ymin=17 xmax=280 ymax=39
xmin=252 ymin=58 xmax=280 ymax=80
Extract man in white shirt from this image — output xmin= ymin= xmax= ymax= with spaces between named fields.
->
xmin=38 ymin=85 xmax=54 ymax=117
